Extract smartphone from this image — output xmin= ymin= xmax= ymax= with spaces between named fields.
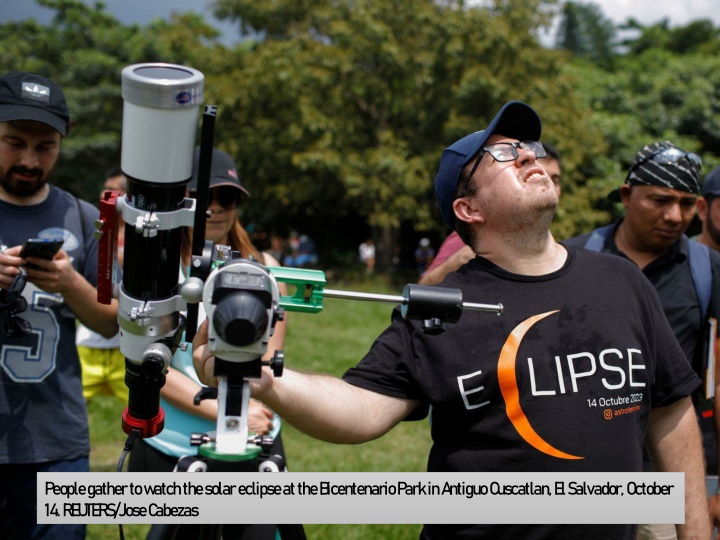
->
xmin=19 ymin=239 xmax=65 ymax=261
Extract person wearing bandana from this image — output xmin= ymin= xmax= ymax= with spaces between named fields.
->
xmin=565 ymin=141 xmax=720 ymax=539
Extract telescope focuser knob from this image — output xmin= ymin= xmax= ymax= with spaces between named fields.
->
xmin=259 ymin=436 xmax=275 ymax=451
xmin=265 ymin=350 xmax=284 ymax=377
xmin=248 ymin=435 xmax=276 ymax=451
xmin=141 ymin=342 xmax=173 ymax=373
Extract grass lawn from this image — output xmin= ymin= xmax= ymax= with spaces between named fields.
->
xmin=86 ymin=276 xmax=431 ymax=540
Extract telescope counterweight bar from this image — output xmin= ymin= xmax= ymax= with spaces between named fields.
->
xmin=323 ymin=289 xmax=405 ymax=304
xmin=464 ymin=301 xmax=504 ymax=315
xmin=322 ymin=288 xmax=503 ymax=314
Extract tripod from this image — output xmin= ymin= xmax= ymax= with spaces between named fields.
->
xmin=150 ymin=369 xmax=306 ymax=540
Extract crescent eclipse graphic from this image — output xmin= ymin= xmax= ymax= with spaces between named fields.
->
xmin=497 ymin=310 xmax=583 ymax=460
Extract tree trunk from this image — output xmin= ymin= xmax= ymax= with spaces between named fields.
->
xmin=374 ymin=224 xmax=399 ymax=273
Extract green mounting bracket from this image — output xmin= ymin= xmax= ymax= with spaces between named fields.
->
xmin=267 ymin=266 xmax=326 ymax=314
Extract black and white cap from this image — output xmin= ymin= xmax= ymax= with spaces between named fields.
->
xmin=609 ymin=141 xmax=701 ymax=201
xmin=0 ymin=71 xmax=70 ymax=136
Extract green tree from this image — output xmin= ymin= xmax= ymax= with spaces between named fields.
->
xmin=0 ymin=0 xmax=231 ymax=202
xmin=622 ymin=17 xmax=720 ymax=56
xmin=211 ymin=0 xmax=596 ymax=265
xmin=3 ymin=0 xmax=613 ymax=263
xmin=555 ymin=1 xmax=616 ymax=68
xmin=564 ymin=48 xmax=720 ymax=225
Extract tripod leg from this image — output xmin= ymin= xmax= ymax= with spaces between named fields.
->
xmin=277 ymin=524 xmax=307 ymax=540
xmin=198 ymin=524 xmax=225 ymax=540
xmin=147 ymin=523 xmax=180 ymax=540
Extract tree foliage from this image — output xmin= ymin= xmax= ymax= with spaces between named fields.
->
xmin=621 ymin=17 xmax=720 ymax=56
xmin=555 ymin=5 xmax=720 ymax=228
xmin=208 ymin=0 xmax=596 ymax=258
xmin=0 ymin=0 xmax=235 ymax=200
xmin=4 ymin=0 xmax=720 ymax=267
xmin=555 ymin=1 xmax=616 ymax=67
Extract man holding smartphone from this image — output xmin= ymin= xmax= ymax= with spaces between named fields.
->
xmin=0 ymin=71 xmax=118 ymax=540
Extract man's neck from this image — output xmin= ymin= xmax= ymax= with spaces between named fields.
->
xmin=477 ymin=230 xmax=567 ymax=276
xmin=0 ymin=184 xmax=50 ymax=206
xmin=614 ymin=221 xmax=667 ymax=269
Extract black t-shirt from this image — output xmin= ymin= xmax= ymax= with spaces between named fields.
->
xmin=343 ymin=246 xmax=699 ymax=540
xmin=564 ymin=226 xmax=720 ymax=374
xmin=565 ymin=226 xmax=720 ymax=474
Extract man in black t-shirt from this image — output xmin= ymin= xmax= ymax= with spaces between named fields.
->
xmin=193 ymin=102 xmax=710 ymax=539
xmin=564 ymin=142 xmax=720 ymax=536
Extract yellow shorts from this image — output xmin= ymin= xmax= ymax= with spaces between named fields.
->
xmin=78 ymin=345 xmax=128 ymax=402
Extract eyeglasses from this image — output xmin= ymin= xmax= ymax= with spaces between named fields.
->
xmin=189 ymin=186 xmax=242 ymax=211
xmin=461 ymin=141 xmax=546 ymax=196
xmin=636 ymin=147 xmax=702 ymax=172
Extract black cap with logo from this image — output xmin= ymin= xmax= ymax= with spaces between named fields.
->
xmin=188 ymin=147 xmax=250 ymax=197
xmin=0 ymin=72 xmax=70 ymax=136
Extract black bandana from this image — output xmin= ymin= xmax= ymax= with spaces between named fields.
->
xmin=609 ymin=141 xmax=701 ymax=201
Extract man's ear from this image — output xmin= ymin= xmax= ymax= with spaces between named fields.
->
xmin=452 ymin=197 xmax=485 ymax=225
xmin=697 ymin=197 xmax=708 ymax=223
xmin=619 ymin=184 xmax=632 ymax=208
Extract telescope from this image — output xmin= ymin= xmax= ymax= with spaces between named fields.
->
xmin=94 ymin=60 xmax=505 ymax=540
xmin=96 ymin=63 xmax=504 ymax=459
xmin=97 ymin=63 xmax=204 ymax=438
xmin=183 ymin=249 xmax=502 ymax=459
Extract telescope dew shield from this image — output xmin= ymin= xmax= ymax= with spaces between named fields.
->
xmin=121 ymin=64 xmax=204 ymax=300
xmin=121 ymin=64 xmax=204 ymax=183
xmin=119 ymin=63 xmax=204 ymax=437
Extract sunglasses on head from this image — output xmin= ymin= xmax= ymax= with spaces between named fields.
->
xmin=637 ymin=147 xmax=702 ymax=172
xmin=189 ymin=186 xmax=242 ymax=210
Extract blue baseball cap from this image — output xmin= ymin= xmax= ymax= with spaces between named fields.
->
xmin=434 ymin=101 xmax=541 ymax=227
xmin=702 ymin=166 xmax=720 ymax=197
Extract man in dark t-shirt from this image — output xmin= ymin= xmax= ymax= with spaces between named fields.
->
xmin=564 ymin=142 xmax=720 ymax=538
xmin=192 ymin=102 xmax=710 ymax=539
xmin=0 ymin=71 xmax=119 ymax=540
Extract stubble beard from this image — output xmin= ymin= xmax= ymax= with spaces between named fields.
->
xmin=479 ymin=187 xmax=558 ymax=251
xmin=483 ymin=186 xmax=557 ymax=229
xmin=0 ymin=166 xmax=48 ymax=198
